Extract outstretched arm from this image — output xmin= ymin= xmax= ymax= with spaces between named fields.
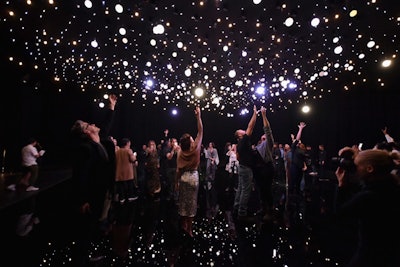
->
xmin=245 ymin=105 xmax=258 ymax=136
xmin=295 ymin=122 xmax=306 ymax=141
xmin=195 ymin=106 xmax=203 ymax=143
xmin=382 ymin=126 xmax=395 ymax=143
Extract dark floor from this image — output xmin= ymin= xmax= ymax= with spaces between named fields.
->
xmin=0 ymin=169 xmax=357 ymax=267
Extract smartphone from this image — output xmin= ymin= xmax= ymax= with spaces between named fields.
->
xmin=358 ymin=143 xmax=363 ymax=150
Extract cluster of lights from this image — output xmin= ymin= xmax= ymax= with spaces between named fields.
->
xmin=0 ymin=0 xmax=398 ymax=116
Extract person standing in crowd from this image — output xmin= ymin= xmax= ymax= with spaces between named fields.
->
xmin=111 ymin=137 xmax=138 ymax=261
xmin=69 ymin=94 xmax=117 ymax=266
xmin=233 ymin=105 xmax=258 ymax=220
xmin=175 ymin=106 xmax=203 ymax=238
xmin=317 ymin=144 xmax=327 ymax=179
xmin=204 ymin=141 xmax=220 ymax=220
xmin=142 ymin=139 xmax=162 ymax=246
xmin=285 ymin=122 xmax=307 ymax=226
xmin=252 ymin=106 xmax=275 ymax=222
xmin=334 ymin=149 xmax=400 ymax=267
xmin=7 ymin=137 xmax=45 ymax=192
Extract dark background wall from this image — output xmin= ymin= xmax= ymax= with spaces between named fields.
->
xmin=1 ymin=65 xmax=400 ymax=172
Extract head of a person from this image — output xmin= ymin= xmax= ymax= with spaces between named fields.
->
xmin=354 ymin=149 xmax=397 ymax=181
xmin=234 ymin=129 xmax=246 ymax=140
xmin=27 ymin=137 xmax=37 ymax=146
xmin=284 ymin=144 xmax=290 ymax=151
xmin=120 ymin=138 xmax=131 ymax=148
xmin=71 ymin=120 xmax=98 ymax=139
xmin=180 ymin=133 xmax=193 ymax=152
xmin=208 ymin=142 xmax=215 ymax=148
xmin=147 ymin=140 xmax=157 ymax=151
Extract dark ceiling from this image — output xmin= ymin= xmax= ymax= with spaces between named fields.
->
xmin=1 ymin=0 xmax=399 ymax=117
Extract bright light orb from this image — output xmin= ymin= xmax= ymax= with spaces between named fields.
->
xmin=228 ymin=70 xmax=236 ymax=78
xmin=332 ymin=37 xmax=339 ymax=43
xmin=119 ymin=27 xmax=126 ymax=35
xmin=96 ymin=61 xmax=103 ymax=67
xmin=194 ymin=87 xmax=204 ymax=97
xmin=301 ymin=105 xmax=310 ymax=113
xmin=153 ymin=24 xmax=165 ymax=34
xmin=349 ymin=9 xmax=358 ymax=17
xmin=258 ymin=58 xmax=265 ymax=65
xmin=84 ymin=0 xmax=92 ymax=9
xmin=177 ymin=42 xmax=183 ymax=48
xmin=253 ymin=0 xmax=262 ymax=4
xmin=284 ymin=17 xmax=294 ymax=27
xmin=115 ymin=4 xmax=123 ymax=13
xmin=150 ymin=39 xmax=156 ymax=46
xmin=334 ymin=46 xmax=343 ymax=54
xmin=171 ymin=109 xmax=178 ymax=116
xmin=184 ymin=68 xmax=191 ymax=77
xmin=358 ymin=53 xmax=365 ymax=59
xmin=242 ymin=51 xmax=248 ymax=57
xmin=311 ymin=18 xmax=320 ymax=28
xmin=90 ymin=40 xmax=98 ymax=48
xmin=382 ymin=59 xmax=392 ymax=68
xmin=256 ymin=86 xmax=265 ymax=95
xmin=367 ymin=40 xmax=376 ymax=48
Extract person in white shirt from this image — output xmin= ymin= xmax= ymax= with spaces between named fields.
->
xmin=7 ymin=137 xmax=45 ymax=192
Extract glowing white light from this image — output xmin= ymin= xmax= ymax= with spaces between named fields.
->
xmin=223 ymin=45 xmax=229 ymax=52
xmin=146 ymin=61 xmax=151 ymax=67
xmin=153 ymin=24 xmax=165 ymax=34
xmin=99 ymin=102 xmax=105 ymax=108
xmin=302 ymin=105 xmax=310 ymax=113
xmin=184 ymin=69 xmax=191 ymax=77
xmin=171 ymin=109 xmax=178 ymax=115
xmin=212 ymin=66 xmax=218 ymax=71
xmin=119 ymin=28 xmax=126 ymax=35
xmin=194 ymin=87 xmax=204 ymax=97
xmin=235 ymin=80 xmax=244 ymax=86
xmin=115 ymin=4 xmax=123 ymax=13
xmin=256 ymin=86 xmax=265 ymax=95
xmin=333 ymin=37 xmax=339 ymax=43
xmin=167 ymin=64 xmax=172 ymax=69
xmin=123 ymin=61 xmax=128 ymax=67
xmin=311 ymin=18 xmax=320 ymax=27
xmin=150 ymin=39 xmax=156 ymax=46
xmin=172 ymin=52 xmax=177 ymax=57
xmin=125 ymin=83 xmax=130 ymax=88
xmin=258 ymin=58 xmax=265 ymax=65
xmin=84 ymin=0 xmax=92 ymax=9
xmin=358 ymin=53 xmax=365 ymax=59
xmin=193 ymin=62 xmax=199 ymax=68
xmin=90 ymin=40 xmax=98 ymax=48
xmin=242 ymin=51 xmax=248 ymax=57
xmin=367 ymin=40 xmax=376 ymax=48
xmin=349 ymin=9 xmax=358 ymax=17
xmin=284 ymin=17 xmax=294 ymax=27
xmin=96 ymin=61 xmax=103 ymax=67
xmin=228 ymin=70 xmax=236 ymax=78
xmin=334 ymin=46 xmax=343 ymax=54
xmin=202 ymin=57 xmax=207 ymax=63
xmin=253 ymin=0 xmax=262 ymax=4
xmin=122 ymin=37 xmax=128 ymax=44
xmin=382 ymin=59 xmax=392 ymax=68
xmin=146 ymin=79 xmax=154 ymax=87
xmin=177 ymin=42 xmax=183 ymax=48
xmin=294 ymin=68 xmax=300 ymax=74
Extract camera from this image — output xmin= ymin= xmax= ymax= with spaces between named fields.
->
xmin=331 ymin=156 xmax=355 ymax=171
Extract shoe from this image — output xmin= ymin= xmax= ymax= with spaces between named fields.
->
xmin=26 ymin=186 xmax=39 ymax=191
xmin=7 ymin=184 xmax=16 ymax=191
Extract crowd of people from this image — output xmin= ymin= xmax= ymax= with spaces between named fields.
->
xmin=6 ymin=94 xmax=400 ymax=267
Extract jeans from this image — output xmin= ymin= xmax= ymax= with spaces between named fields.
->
xmin=234 ymin=165 xmax=253 ymax=216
